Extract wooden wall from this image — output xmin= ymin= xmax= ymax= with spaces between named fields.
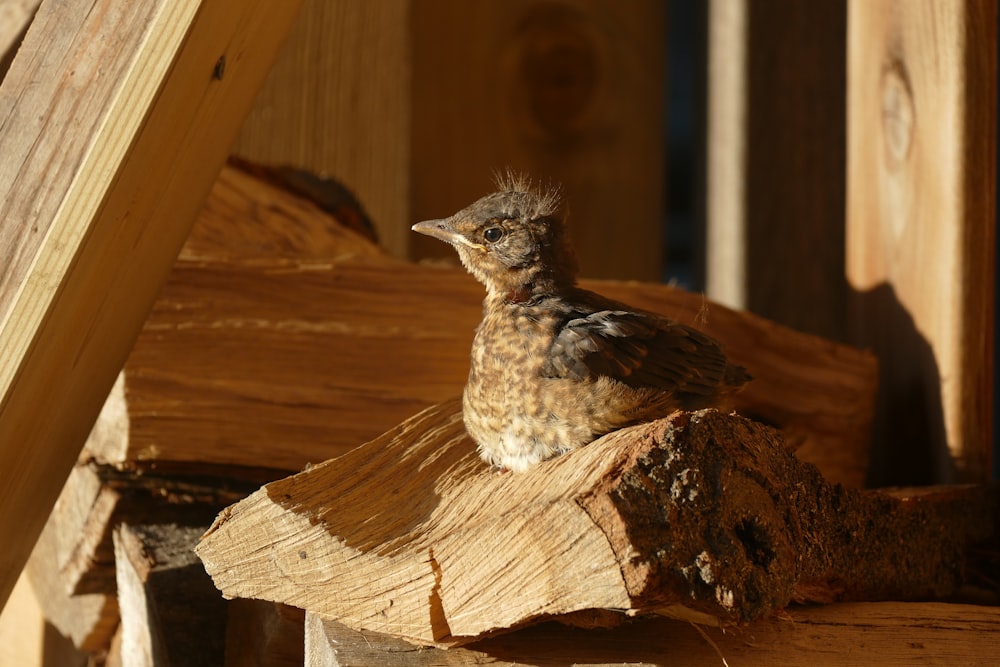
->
xmin=707 ymin=0 xmax=996 ymax=485
xmin=706 ymin=0 xmax=847 ymax=342
xmin=234 ymin=0 xmax=665 ymax=281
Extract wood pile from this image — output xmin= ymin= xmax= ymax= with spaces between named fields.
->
xmin=9 ymin=159 xmax=997 ymax=665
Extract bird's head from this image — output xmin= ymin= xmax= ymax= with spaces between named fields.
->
xmin=412 ymin=174 xmax=578 ymax=302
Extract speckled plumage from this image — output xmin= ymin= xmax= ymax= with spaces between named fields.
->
xmin=413 ymin=175 xmax=749 ymax=471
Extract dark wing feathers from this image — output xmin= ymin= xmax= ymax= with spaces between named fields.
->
xmin=542 ymin=310 xmax=742 ymax=399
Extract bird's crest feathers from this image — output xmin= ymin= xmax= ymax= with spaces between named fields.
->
xmin=492 ymin=169 xmax=563 ymax=220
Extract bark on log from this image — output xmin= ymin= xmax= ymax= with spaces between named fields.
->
xmin=115 ymin=523 xmax=228 ymax=667
xmin=196 ymin=402 xmax=998 ymax=646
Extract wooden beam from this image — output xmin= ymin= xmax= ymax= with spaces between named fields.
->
xmin=0 ymin=0 xmax=303 ymax=608
xmin=846 ymin=0 xmax=996 ymax=483
xmin=706 ymin=0 xmax=847 ymax=341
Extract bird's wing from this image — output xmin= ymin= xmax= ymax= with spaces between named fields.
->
xmin=542 ymin=309 xmax=731 ymax=396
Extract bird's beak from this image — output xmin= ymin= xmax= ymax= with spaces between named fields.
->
xmin=411 ymin=219 xmax=485 ymax=251
xmin=411 ymin=219 xmax=458 ymax=243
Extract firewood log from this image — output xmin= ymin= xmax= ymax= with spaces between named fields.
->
xmin=196 ymin=402 xmax=997 ymax=647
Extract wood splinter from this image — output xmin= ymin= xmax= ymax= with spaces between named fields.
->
xmin=196 ymin=401 xmax=997 ymax=646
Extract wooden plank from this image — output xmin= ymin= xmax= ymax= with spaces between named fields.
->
xmin=234 ymin=0 xmax=411 ymax=256
xmin=115 ymin=523 xmax=227 ymax=666
xmin=846 ymin=0 xmax=996 ymax=484
xmin=0 ymin=0 xmax=303 ymax=609
xmin=305 ymin=603 xmax=1000 ymax=667
xmin=196 ymin=405 xmax=992 ymax=646
xmin=706 ymin=0 xmax=847 ymax=341
xmin=705 ymin=0 xmax=747 ymax=309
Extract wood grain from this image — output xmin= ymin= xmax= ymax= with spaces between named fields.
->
xmin=846 ymin=0 xmax=996 ymax=483
xmin=0 ymin=0 xmax=303 ymax=608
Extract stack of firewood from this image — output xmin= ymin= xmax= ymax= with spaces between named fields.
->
xmin=16 ymin=161 xmax=999 ymax=666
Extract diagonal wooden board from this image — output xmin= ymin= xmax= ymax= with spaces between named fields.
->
xmin=0 ymin=0 xmax=303 ymax=608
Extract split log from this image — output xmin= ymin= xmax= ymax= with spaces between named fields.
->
xmin=305 ymin=603 xmax=1000 ymax=667
xmin=86 ymin=162 xmax=876 ymax=486
xmin=114 ymin=523 xmax=228 ymax=667
xmin=24 ymin=440 xmax=255 ymax=654
xmin=196 ymin=402 xmax=998 ymax=647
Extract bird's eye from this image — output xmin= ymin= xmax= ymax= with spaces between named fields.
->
xmin=483 ymin=227 xmax=505 ymax=243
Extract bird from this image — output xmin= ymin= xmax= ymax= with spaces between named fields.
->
xmin=412 ymin=173 xmax=749 ymax=472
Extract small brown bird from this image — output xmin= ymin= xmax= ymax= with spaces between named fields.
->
xmin=413 ymin=174 xmax=749 ymax=472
